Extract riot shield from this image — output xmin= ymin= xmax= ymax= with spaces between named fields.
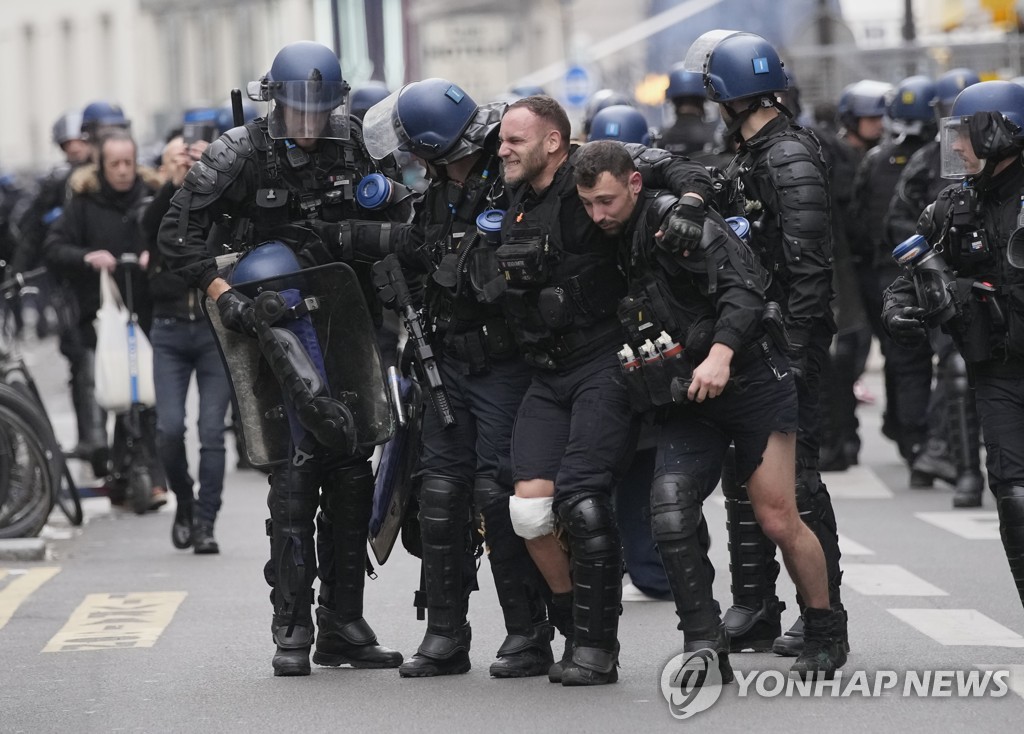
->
xmin=369 ymin=372 xmax=422 ymax=565
xmin=206 ymin=262 xmax=395 ymax=467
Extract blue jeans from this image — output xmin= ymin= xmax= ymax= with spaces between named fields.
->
xmin=151 ymin=318 xmax=231 ymax=524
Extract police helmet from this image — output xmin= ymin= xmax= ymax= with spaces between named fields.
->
xmin=81 ymin=101 xmax=130 ymax=140
xmin=182 ymin=107 xmax=220 ymax=144
xmin=229 ymin=241 xmax=301 ymax=287
xmin=350 ymin=82 xmax=391 ymax=121
xmin=362 ymin=78 xmax=479 ymax=163
xmin=702 ymin=32 xmax=788 ymax=103
xmin=52 ymin=111 xmax=84 ymax=147
xmin=887 ymin=76 xmax=937 ymax=122
xmin=588 ymin=105 xmax=651 ymax=146
xmin=256 ymin=41 xmax=351 ymax=141
xmin=582 ymin=89 xmax=634 ymax=136
xmin=509 ymin=84 xmax=546 ymax=98
xmin=940 ymin=80 xmax=1024 ymax=179
xmin=215 ymin=101 xmax=258 ymax=134
xmin=665 ymin=64 xmax=706 ymax=100
xmin=935 ymin=68 xmax=981 ymax=107
xmin=837 ymin=79 xmax=892 ymax=129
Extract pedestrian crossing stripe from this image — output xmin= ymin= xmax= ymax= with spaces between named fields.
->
xmin=823 ymin=465 xmax=893 ymax=499
xmin=43 ymin=591 xmax=187 ymax=652
xmin=915 ymin=511 xmax=1001 ymax=540
xmin=889 ymin=609 xmax=1024 ymax=648
xmin=844 ymin=564 xmax=947 ymax=596
xmin=0 ymin=567 xmax=61 ymax=631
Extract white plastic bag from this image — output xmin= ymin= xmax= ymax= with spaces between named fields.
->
xmin=93 ymin=268 xmax=156 ymax=412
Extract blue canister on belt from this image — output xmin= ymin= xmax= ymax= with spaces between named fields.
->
xmin=726 ymin=216 xmax=751 ymax=243
xmin=356 ymin=173 xmax=396 ymax=210
xmin=476 ymin=209 xmax=505 ymax=246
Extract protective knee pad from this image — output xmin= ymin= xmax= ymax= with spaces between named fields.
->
xmin=509 ymin=495 xmax=555 ymax=540
xmin=650 ymin=473 xmax=705 ymax=544
xmin=418 ymin=476 xmax=472 ymax=545
xmin=556 ymin=494 xmax=620 ymax=562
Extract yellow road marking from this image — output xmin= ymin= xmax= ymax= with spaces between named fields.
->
xmin=43 ymin=591 xmax=187 ymax=652
xmin=0 ymin=567 xmax=61 ymax=631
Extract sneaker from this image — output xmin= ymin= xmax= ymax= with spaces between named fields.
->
xmin=149 ymin=487 xmax=169 ymax=512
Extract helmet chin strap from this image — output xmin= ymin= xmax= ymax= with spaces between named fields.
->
xmin=724 ymin=96 xmax=791 ymax=142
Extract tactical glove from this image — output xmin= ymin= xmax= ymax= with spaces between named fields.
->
xmin=884 ymin=305 xmax=927 ymax=348
xmin=216 ymin=289 xmax=258 ymax=337
xmin=658 ymin=195 xmax=705 ymax=254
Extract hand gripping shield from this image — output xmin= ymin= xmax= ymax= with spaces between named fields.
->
xmin=205 ymin=262 xmax=394 ymax=467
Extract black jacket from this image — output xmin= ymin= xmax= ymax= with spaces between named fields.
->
xmin=141 ymin=180 xmax=205 ymax=321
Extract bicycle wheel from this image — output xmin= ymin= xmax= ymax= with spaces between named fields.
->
xmin=0 ymin=381 xmax=83 ymax=526
xmin=0 ymin=396 xmax=55 ymax=538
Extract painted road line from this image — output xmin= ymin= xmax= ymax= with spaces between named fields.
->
xmin=916 ymin=511 xmax=1001 ymax=540
xmin=843 ymin=564 xmax=947 ymax=596
xmin=889 ymin=609 xmax=1024 ymax=647
xmin=824 ymin=465 xmax=893 ymax=499
xmin=0 ymin=567 xmax=61 ymax=631
xmin=43 ymin=591 xmax=187 ymax=652
xmin=838 ymin=534 xmax=874 ymax=556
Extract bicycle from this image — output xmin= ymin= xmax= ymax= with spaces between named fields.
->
xmin=0 ymin=267 xmax=83 ymax=535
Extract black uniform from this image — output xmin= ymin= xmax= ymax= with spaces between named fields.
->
xmin=717 ymin=113 xmax=845 ymax=653
xmin=660 ymin=115 xmax=716 ymax=160
xmin=887 ymin=142 xmax=984 ymax=502
xmin=157 ymin=117 xmax=406 ymax=674
xmin=883 ymin=157 xmax=1024 ymax=609
xmin=500 ymin=146 xmax=712 ymax=683
xmin=622 ymin=189 xmax=792 ymax=682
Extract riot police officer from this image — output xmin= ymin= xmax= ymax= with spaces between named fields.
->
xmin=342 ymin=78 xmax=554 ymax=678
xmin=497 ymin=95 xmax=713 ymax=685
xmin=886 ymin=68 xmax=985 ymax=507
xmin=687 ymin=30 xmax=847 ymax=658
xmin=660 ymin=64 xmax=716 ymax=158
xmin=587 ymin=105 xmax=652 ymax=147
xmin=574 ymin=139 xmax=845 ymax=679
xmin=158 ymin=41 xmax=405 ymax=676
xmin=882 ymin=80 xmax=1024 ymax=612
xmin=581 ymin=88 xmax=634 ymax=140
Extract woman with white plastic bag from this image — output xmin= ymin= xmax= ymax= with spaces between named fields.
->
xmin=42 ymin=130 xmax=167 ymax=510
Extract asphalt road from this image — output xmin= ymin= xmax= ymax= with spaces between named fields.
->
xmin=1 ymin=332 xmax=1023 ymax=734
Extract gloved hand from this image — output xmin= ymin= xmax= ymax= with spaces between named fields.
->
xmin=658 ymin=195 xmax=705 ymax=255
xmin=216 ymin=289 xmax=258 ymax=337
xmin=884 ymin=305 xmax=927 ymax=347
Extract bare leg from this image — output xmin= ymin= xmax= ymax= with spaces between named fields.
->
xmin=745 ymin=432 xmax=829 ymax=609
xmin=516 ymin=478 xmax=572 ymax=594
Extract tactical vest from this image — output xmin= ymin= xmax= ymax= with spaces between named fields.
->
xmin=420 ymin=154 xmax=517 ymax=374
xmin=498 ymin=165 xmax=626 ymax=369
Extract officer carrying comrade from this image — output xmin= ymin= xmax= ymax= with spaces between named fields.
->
xmin=158 ymin=41 xmax=408 ymax=676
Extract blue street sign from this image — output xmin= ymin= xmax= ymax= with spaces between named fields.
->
xmin=565 ymin=65 xmax=590 ymax=106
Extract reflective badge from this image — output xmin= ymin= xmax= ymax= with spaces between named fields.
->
xmin=604 ymin=122 xmax=621 ymax=136
xmin=752 ymin=57 xmax=770 ymax=75
xmin=445 ymin=85 xmax=465 ymax=103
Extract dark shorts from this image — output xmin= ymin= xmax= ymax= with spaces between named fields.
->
xmin=655 ymin=351 xmax=798 ymax=493
xmin=512 ymin=352 xmax=639 ymax=508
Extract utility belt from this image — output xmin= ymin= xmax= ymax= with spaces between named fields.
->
xmin=440 ymin=318 xmax=518 ymax=375
xmin=520 ymin=320 xmax=623 ymax=371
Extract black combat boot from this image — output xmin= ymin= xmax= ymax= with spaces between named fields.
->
xmin=546 ymin=591 xmax=575 ymax=684
xmin=171 ymin=501 xmax=193 ymax=550
xmin=192 ymin=521 xmax=219 ymax=554
xmin=475 ymin=479 xmax=554 ymax=679
xmin=683 ymin=625 xmax=734 ymax=685
xmin=312 ymin=608 xmax=402 ymax=668
xmin=398 ymin=477 xmax=476 ymax=678
xmin=489 ymin=623 xmax=554 ymax=678
xmin=272 ymin=615 xmax=314 ymax=677
xmin=790 ymin=607 xmax=847 ymax=679
xmin=561 ymin=644 xmax=619 ymax=686
xmin=953 ymin=471 xmax=984 ymax=508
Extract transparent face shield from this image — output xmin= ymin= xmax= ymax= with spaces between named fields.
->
xmin=940 ymin=116 xmax=985 ymax=179
xmin=361 ymin=90 xmax=404 ymax=161
xmin=266 ymin=81 xmax=350 ymax=141
xmin=682 ymin=29 xmax=742 ymax=73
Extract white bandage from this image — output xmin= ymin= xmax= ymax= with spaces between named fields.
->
xmin=509 ymin=495 xmax=555 ymax=539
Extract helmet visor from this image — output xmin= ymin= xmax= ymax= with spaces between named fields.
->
xmin=361 ymin=90 xmax=404 ymax=160
xmin=682 ymin=29 xmax=742 ymax=73
xmin=940 ymin=116 xmax=985 ymax=179
xmin=267 ymin=81 xmax=350 ymax=141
